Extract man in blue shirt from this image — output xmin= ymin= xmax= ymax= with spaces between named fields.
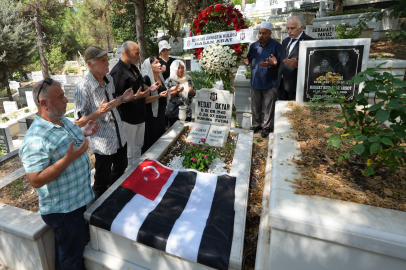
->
xmin=243 ymin=21 xmax=281 ymax=138
xmin=20 ymin=79 xmax=98 ymax=269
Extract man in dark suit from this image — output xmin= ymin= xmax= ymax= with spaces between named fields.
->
xmin=269 ymin=16 xmax=314 ymax=101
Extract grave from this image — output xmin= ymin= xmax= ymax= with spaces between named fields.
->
xmin=169 ymin=36 xmax=183 ymax=53
xmin=186 ymin=88 xmax=233 ymax=147
xmin=296 ymin=38 xmax=371 ymax=104
xmin=64 ymin=85 xmax=76 ymax=103
xmin=3 ymin=101 xmax=18 ymax=114
xmin=25 ymin=91 xmax=36 ymax=108
xmin=31 ymin=71 xmax=43 ymax=82
xmin=0 ymin=126 xmax=14 ymax=153
xmin=51 ymin=74 xmax=67 ymax=85
xmin=8 ymin=81 xmax=20 ymax=90
xmin=306 ymin=24 xmax=374 ymax=40
xmin=18 ymin=83 xmax=35 ymax=107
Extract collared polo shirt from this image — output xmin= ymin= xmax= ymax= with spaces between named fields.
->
xmin=74 ymin=72 xmax=127 ymax=155
xmin=110 ymin=59 xmax=146 ymax=125
xmin=19 ymin=114 xmax=94 ymax=215
xmin=247 ymin=39 xmax=281 ymax=89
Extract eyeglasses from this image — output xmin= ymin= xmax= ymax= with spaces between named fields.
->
xmin=161 ymin=48 xmax=171 ymax=53
xmin=37 ymin=78 xmax=53 ymax=103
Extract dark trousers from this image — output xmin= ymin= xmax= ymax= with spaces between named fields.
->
xmin=94 ymin=144 xmax=127 ymax=198
xmin=278 ymin=79 xmax=296 ymax=101
xmin=250 ymin=86 xmax=277 ymax=130
xmin=41 ymin=206 xmax=87 ymax=270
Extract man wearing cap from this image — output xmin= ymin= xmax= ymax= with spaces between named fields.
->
xmin=269 ymin=16 xmax=314 ymax=101
xmin=243 ymin=21 xmax=281 ymax=138
xmin=110 ymin=41 xmax=159 ymax=165
xmin=74 ymin=45 xmax=134 ymax=198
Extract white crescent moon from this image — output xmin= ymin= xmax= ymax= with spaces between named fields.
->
xmin=142 ymin=166 xmax=160 ymax=179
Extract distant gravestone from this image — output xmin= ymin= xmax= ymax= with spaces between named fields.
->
xmin=25 ymin=91 xmax=36 ymax=108
xmin=0 ymin=126 xmax=14 ymax=153
xmin=64 ymin=85 xmax=76 ymax=103
xmin=296 ymin=39 xmax=371 ymax=104
xmin=186 ymin=88 xmax=233 ymax=147
xmin=51 ymin=75 xmax=67 ymax=85
xmin=169 ymin=36 xmax=183 ymax=53
xmin=9 ymin=81 xmax=20 ymax=90
xmin=306 ymin=25 xmax=337 ymax=40
xmin=65 ymin=61 xmax=80 ymax=68
xmin=31 ymin=71 xmax=43 ymax=82
xmin=3 ymin=101 xmax=18 ymax=114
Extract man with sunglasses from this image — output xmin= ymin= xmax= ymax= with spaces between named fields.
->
xmin=74 ymin=45 xmax=135 ymax=199
xmin=19 ymin=79 xmax=99 ymax=269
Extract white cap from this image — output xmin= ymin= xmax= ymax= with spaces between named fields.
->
xmin=259 ymin=21 xmax=273 ymax=31
xmin=158 ymin=40 xmax=171 ymax=53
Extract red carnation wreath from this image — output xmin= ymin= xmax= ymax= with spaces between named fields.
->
xmin=190 ymin=4 xmax=249 ymax=60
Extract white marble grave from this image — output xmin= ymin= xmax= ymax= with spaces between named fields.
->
xmin=8 ymin=81 xmax=20 ymax=90
xmin=51 ymin=75 xmax=67 ymax=85
xmin=169 ymin=36 xmax=183 ymax=53
xmin=25 ymin=91 xmax=36 ymax=108
xmin=186 ymin=123 xmax=210 ymax=145
xmin=31 ymin=71 xmax=43 ymax=82
xmin=3 ymin=101 xmax=18 ymax=114
xmin=206 ymin=125 xmax=229 ymax=147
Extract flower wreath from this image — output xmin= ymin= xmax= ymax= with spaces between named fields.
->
xmin=190 ymin=4 xmax=249 ymax=59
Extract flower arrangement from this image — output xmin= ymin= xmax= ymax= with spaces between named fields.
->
xmin=182 ymin=139 xmax=221 ymax=172
xmin=199 ymin=44 xmax=238 ymax=74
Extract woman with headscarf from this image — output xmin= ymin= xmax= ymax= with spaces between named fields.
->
xmin=141 ymin=56 xmax=180 ymax=153
xmin=158 ymin=40 xmax=176 ymax=80
xmin=166 ymin=59 xmax=196 ymax=126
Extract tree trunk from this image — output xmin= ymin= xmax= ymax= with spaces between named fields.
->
xmin=242 ymin=0 xmax=245 ymax=11
xmin=134 ymin=0 xmax=148 ymax=62
xmin=3 ymin=71 xmax=13 ymax=101
xmin=334 ymin=0 xmax=343 ymax=13
xmin=34 ymin=8 xmax=50 ymax=79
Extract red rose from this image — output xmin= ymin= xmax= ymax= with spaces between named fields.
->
xmin=197 ymin=53 xmax=201 ymax=59
xmin=241 ymin=45 xmax=247 ymax=50
xmin=196 ymin=29 xmax=202 ymax=35
xmin=230 ymin=14 xmax=237 ymax=20
xmin=203 ymin=17 xmax=209 ymax=23
xmin=220 ymin=6 xmax=227 ymax=13
xmin=221 ymin=15 xmax=226 ymax=21
xmin=214 ymin=5 xmax=221 ymax=12
xmin=202 ymin=10 xmax=207 ymax=17
xmin=198 ymin=14 xmax=203 ymax=20
xmin=228 ymin=5 xmax=233 ymax=9
xmin=240 ymin=19 xmax=245 ymax=25
xmin=194 ymin=18 xmax=198 ymax=24
xmin=233 ymin=44 xmax=241 ymax=50
xmin=226 ymin=19 xmax=232 ymax=25
xmin=226 ymin=9 xmax=233 ymax=15
xmin=207 ymin=7 xmax=213 ymax=14
xmin=237 ymin=12 xmax=243 ymax=18
xmin=236 ymin=50 xmax=243 ymax=57
xmin=243 ymin=25 xmax=248 ymax=29
xmin=234 ymin=24 xmax=241 ymax=31
xmin=199 ymin=22 xmax=205 ymax=29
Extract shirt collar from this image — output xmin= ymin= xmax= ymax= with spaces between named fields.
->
xmin=85 ymin=71 xmax=110 ymax=91
xmin=259 ymin=38 xmax=272 ymax=47
xmin=34 ymin=113 xmax=68 ymax=131
xmin=292 ymin=31 xmax=304 ymax=42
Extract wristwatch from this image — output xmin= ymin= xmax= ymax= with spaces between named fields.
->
xmin=120 ymin=96 xmax=127 ymax=103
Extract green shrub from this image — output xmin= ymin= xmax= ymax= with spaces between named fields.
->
xmin=188 ymin=70 xmax=215 ymax=90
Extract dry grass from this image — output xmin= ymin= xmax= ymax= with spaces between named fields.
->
xmin=0 ymin=156 xmax=23 ymax=178
xmin=283 ymin=102 xmax=406 ymax=212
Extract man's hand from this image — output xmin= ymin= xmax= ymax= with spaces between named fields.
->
xmin=148 ymin=81 xmax=160 ymax=93
xmin=259 ymin=60 xmax=271 ymax=67
xmin=65 ymin=138 xmax=89 ymax=163
xmin=283 ymin=58 xmax=298 ymax=68
xmin=269 ymin=54 xmax=278 ymax=66
xmin=135 ymin=86 xmax=150 ymax=99
xmin=97 ymin=97 xmax=120 ymax=114
xmin=122 ymin=88 xmax=134 ymax=102
xmin=242 ymin=57 xmax=250 ymax=66
xmin=83 ymin=120 xmax=98 ymax=137
xmin=161 ymin=65 xmax=166 ymax=73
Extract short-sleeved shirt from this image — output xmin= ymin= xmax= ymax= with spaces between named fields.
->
xmin=19 ymin=114 xmax=94 ymax=215
xmin=110 ymin=59 xmax=146 ymax=125
xmin=74 ymin=72 xmax=127 ymax=155
xmin=247 ymin=39 xmax=281 ymax=89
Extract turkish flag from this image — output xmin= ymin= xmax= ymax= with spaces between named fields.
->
xmin=121 ymin=159 xmax=174 ymax=201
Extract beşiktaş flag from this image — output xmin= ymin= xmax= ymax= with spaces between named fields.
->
xmin=90 ymin=159 xmax=236 ymax=270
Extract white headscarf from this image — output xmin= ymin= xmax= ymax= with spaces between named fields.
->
xmin=141 ymin=58 xmax=165 ymax=117
xmin=169 ymin=60 xmax=190 ymax=98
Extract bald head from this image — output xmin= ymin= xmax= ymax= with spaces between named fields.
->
xmin=121 ymin=41 xmax=140 ymax=65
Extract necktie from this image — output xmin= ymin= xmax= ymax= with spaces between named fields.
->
xmin=286 ymin=38 xmax=297 ymax=58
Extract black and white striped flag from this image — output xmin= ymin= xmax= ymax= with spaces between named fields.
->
xmin=90 ymin=159 xmax=236 ymax=270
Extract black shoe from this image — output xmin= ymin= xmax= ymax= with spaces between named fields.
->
xmin=261 ymin=128 xmax=272 ymax=138
xmin=250 ymin=126 xmax=262 ymax=133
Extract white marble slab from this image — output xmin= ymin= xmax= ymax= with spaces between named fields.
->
xmin=186 ymin=123 xmax=210 ymax=145
xmin=206 ymin=125 xmax=229 ymax=147
xmin=25 ymin=91 xmax=35 ymax=108
xmin=3 ymin=101 xmax=18 ymax=114
xmin=8 ymin=81 xmax=20 ymax=90
xmin=31 ymin=71 xmax=43 ymax=82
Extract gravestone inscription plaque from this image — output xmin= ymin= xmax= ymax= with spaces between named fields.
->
xmin=64 ymin=85 xmax=76 ymax=103
xmin=0 ymin=126 xmax=15 ymax=153
xmin=51 ymin=75 xmax=67 ymax=85
xmin=296 ymin=39 xmax=371 ymax=104
xmin=31 ymin=71 xmax=43 ymax=82
xmin=3 ymin=101 xmax=18 ymax=114
xmin=25 ymin=91 xmax=36 ymax=108
xmin=186 ymin=123 xmax=210 ymax=145
xmin=206 ymin=125 xmax=229 ymax=147
xmin=9 ymin=81 xmax=20 ymax=90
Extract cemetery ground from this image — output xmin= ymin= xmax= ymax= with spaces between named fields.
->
xmin=370 ymin=38 xmax=406 ymax=60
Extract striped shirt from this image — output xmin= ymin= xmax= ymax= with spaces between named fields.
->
xmin=74 ymin=72 xmax=127 ymax=155
xmin=19 ymin=114 xmax=94 ymax=215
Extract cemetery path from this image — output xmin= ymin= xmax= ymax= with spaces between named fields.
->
xmin=370 ymin=39 xmax=406 ymax=60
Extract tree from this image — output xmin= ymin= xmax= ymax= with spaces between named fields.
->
xmin=334 ymin=0 xmax=343 ymax=13
xmin=0 ymin=0 xmax=35 ymax=100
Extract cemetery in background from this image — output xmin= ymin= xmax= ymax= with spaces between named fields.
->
xmin=1 ymin=0 xmax=406 ymax=270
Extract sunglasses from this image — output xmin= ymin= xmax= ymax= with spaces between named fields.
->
xmin=161 ymin=48 xmax=171 ymax=53
xmin=37 ymin=78 xmax=53 ymax=103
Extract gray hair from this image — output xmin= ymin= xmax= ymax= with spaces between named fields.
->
xmin=33 ymin=79 xmax=62 ymax=107
xmin=287 ymin=16 xmax=305 ymax=28
xmin=122 ymin=41 xmax=137 ymax=53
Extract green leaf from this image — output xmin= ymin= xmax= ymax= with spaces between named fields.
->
xmin=353 ymin=144 xmax=365 ymax=154
xmin=368 ymin=136 xmax=380 ymax=142
xmin=364 ymin=166 xmax=375 ymax=176
xmin=376 ymin=92 xmax=388 ymax=100
xmin=326 ymin=125 xmax=333 ymax=132
xmin=368 ymin=102 xmax=384 ymax=111
xmin=354 ymin=94 xmax=364 ymax=101
xmin=375 ymin=109 xmax=390 ymax=123
xmin=395 ymin=130 xmax=406 ymax=139
xmin=332 ymin=139 xmax=341 ymax=148
xmin=355 ymin=135 xmax=367 ymax=142
xmin=370 ymin=142 xmax=380 ymax=153
xmin=338 ymin=155 xmax=343 ymax=163
xmin=386 ymin=100 xmax=404 ymax=109
xmin=354 ymin=76 xmax=367 ymax=85
xmin=334 ymin=122 xmax=343 ymax=128
xmin=345 ymin=152 xmax=350 ymax=159
xmin=381 ymin=137 xmax=393 ymax=145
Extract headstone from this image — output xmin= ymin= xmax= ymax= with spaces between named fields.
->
xmin=65 ymin=61 xmax=80 ymax=68
xmin=31 ymin=71 xmax=43 ymax=82
xmin=190 ymin=55 xmax=201 ymax=72
xmin=64 ymin=85 xmax=76 ymax=103
xmin=169 ymin=36 xmax=183 ymax=53
xmin=206 ymin=125 xmax=229 ymax=147
xmin=325 ymin=1 xmax=334 ymax=13
xmin=51 ymin=75 xmax=67 ymax=85
xmin=286 ymin=0 xmax=295 ymax=11
xmin=25 ymin=91 xmax=36 ymax=108
xmin=296 ymin=39 xmax=371 ymax=104
xmin=3 ymin=101 xmax=18 ymax=114
xmin=319 ymin=1 xmax=327 ymax=17
xmin=9 ymin=81 xmax=20 ymax=90
xmin=18 ymin=84 xmax=34 ymax=107
xmin=306 ymin=25 xmax=337 ymax=40
xmin=0 ymin=126 xmax=14 ymax=153
xmin=186 ymin=123 xmax=210 ymax=145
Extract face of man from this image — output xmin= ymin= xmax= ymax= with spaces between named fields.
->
xmin=321 ymin=59 xmax=329 ymax=67
xmin=45 ymin=85 xmax=68 ymax=120
xmin=88 ymin=54 xmax=109 ymax=77
xmin=258 ymin=28 xmax=272 ymax=45
xmin=127 ymin=43 xmax=140 ymax=65
xmin=287 ymin=18 xmax=304 ymax=39
xmin=338 ymin=53 xmax=349 ymax=64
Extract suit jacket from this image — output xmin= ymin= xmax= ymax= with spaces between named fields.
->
xmin=276 ymin=33 xmax=314 ymax=92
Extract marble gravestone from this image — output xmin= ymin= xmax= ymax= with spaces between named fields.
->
xmin=31 ymin=71 xmax=43 ymax=82
xmin=3 ymin=101 xmax=18 ymax=114
xmin=0 ymin=126 xmax=14 ymax=153
xmin=187 ymin=88 xmax=233 ymax=147
xmin=25 ymin=91 xmax=36 ymax=108
xmin=9 ymin=81 xmax=20 ymax=90
xmin=64 ymin=85 xmax=76 ymax=103
xmin=51 ymin=75 xmax=67 ymax=85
